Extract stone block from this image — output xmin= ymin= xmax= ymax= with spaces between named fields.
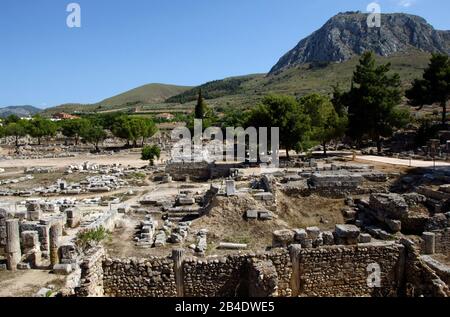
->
xmin=306 ymin=227 xmax=321 ymax=240
xmin=154 ymin=231 xmax=167 ymax=247
xmin=272 ymin=229 xmax=295 ymax=247
xmin=246 ymin=210 xmax=258 ymax=220
xmin=369 ymin=193 xmax=409 ymax=219
xmin=258 ymin=211 xmax=273 ymax=220
xmin=386 ymin=218 xmax=402 ymax=233
xmin=253 ymin=192 xmax=274 ymax=201
xmin=27 ymin=210 xmax=41 ymax=221
xmin=17 ymin=262 xmax=31 ymax=270
xmin=334 ymin=224 xmax=361 ymax=239
xmin=322 ymin=231 xmax=335 ymax=245
xmin=21 ymin=231 xmax=39 ymax=249
xmin=358 ymin=233 xmax=372 ymax=243
xmin=293 ymin=229 xmax=307 ymax=242
xmin=53 ymin=264 xmax=72 ymax=275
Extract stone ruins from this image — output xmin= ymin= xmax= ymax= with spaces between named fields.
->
xmin=0 ymin=143 xmax=450 ymax=298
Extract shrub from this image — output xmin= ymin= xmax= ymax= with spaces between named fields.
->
xmin=75 ymin=226 xmax=110 ymax=250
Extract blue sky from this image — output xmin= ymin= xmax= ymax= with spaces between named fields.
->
xmin=1 ymin=0 xmax=450 ymax=108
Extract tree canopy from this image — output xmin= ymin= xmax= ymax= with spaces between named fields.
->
xmin=345 ymin=51 xmax=409 ymax=153
xmin=406 ymin=53 xmax=450 ymax=127
xmin=246 ymin=94 xmax=311 ymax=159
xmin=141 ymin=145 xmax=161 ymax=166
xmin=299 ymin=93 xmax=347 ymax=155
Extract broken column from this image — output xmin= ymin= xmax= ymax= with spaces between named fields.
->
xmin=289 ymin=244 xmax=302 ymax=297
xmin=6 ymin=219 xmax=21 ymax=271
xmin=49 ymin=224 xmax=62 ymax=266
xmin=66 ymin=208 xmax=81 ymax=228
xmin=172 ymin=248 xmax=185 ymax=297
xmin=422 ymin=232 xmax=436 ymax=255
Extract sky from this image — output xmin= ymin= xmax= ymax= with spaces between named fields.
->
xmin=1 ymin=0 xmax=450 ymax=108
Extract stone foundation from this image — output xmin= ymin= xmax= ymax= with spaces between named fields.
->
xmin=70 ymin=240 xmax=450 ymax=297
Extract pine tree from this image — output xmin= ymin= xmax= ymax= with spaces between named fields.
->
xmin=195 ymin=89 xmax=208 ymax=119
xmin=346 ymin=51 xmax=409 ymax=154
xmin=406 ymin=53 xmax=450 ymax=127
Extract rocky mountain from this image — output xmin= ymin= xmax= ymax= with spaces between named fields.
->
xmin=0 ymin=105 xmax=41 ymax=118
xmin=270 ymin=12 xmax=450 ymax=73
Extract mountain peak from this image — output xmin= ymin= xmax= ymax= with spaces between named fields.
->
xmin=270 ymin=12 xmax=450 ymax=74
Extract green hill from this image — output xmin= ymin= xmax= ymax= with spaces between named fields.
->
xmin=43 ymin=83 xmax=191 ymax=115
xmin=100 ymin=83 xmax=191 ymax=106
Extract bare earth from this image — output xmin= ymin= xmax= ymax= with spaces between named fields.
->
xmin=0 ymin=153 xmax=147 ymax=170
xmin=0 ymin=270 xmax=65 ymax=297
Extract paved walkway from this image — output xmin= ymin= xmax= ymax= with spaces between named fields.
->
xmin=354 ymin=155 xmax=450 ymax=168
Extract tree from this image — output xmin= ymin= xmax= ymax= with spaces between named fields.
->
xmin=247 ymin=94 xmax=311 ymax=159
xmin=28 ymin=116 xmax=57 ymax=145
xmin=60 ymin=118 xmax=90 ymax=145
xmin=345 ymin=51 xmax=409 ymax=154
xmin=140 ymin=119 xmax=158 ymax=146
xmin=300 ymin=94 xmax=347 ymax=155
xmin=331 ymin=85 xmax=348 ymax=117
xmin=195 ymin=89 xmax=209 ymax=119
xmin=141 ymin=145 xmax=161 ymax=166
xmin=80 ymin=125 xmax=107 ymax=152
xmin=0 ymin=125 xmax=6 ymax=143
xmin=112 ymin=116 xmax=133 ymax=146
xmin=4 ymin=114 xmax=20 ymax=125
xmin=406 ymin=53 xmax=450 ymax=127
xmin=5 ymin=120 xmax=28 ymax=147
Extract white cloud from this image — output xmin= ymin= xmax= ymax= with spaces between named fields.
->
xmin=398 ymin=0 xmax=415 ymax=7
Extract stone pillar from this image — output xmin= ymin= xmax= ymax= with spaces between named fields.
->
xmin=289 ymin=244 xmax=302 ymax=297
xmin=6 ymin=219 xmax=21 ymax=271
xmin=172 ymin=248 xmax=185 ymax=297
xmin=423 ymin=232 xmax=436 ymax=255
xmin=226 ymin=179 xmax=236 ymax=196
xmin=49 ymin=224 xmax=61 ymax=266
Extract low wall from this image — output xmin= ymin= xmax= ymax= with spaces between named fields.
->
xmin=183 ymin=249 xmax=291 ymax=297
xmin=294 ymin=243 xmax=404 ymax=297
xmin=166 ymin=162 xmax=211 ymax=181
xmin=74 ymin=241 xmax=449 ymax=297
xmin=103 ymin=257 xmax=177 ymax=297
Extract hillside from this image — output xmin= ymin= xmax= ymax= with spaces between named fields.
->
xmin=100 ymin=83 xmax=191 ymax=106
xmin=42 ymin=11 xmax=446 ymax=116
xmin=165 ymin=50 xmax=432 ymax=110
xmin=43 ymin=83 xmax=191 ymax=115
xmin=270 ymin=12 xmax=450 ymax=73
xmin=0 ymin=105 xmax=41 ymax=118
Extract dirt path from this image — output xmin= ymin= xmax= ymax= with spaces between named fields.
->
xmin=0 ymin=153 xmax=146 ymax=169
xmin=353 ymin=155 xmax=450 ymax=168
xmin=0 ymin=270 xmax=65 ymax=297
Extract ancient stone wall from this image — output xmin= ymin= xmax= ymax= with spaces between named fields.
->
xmin=166 ymin=162 xmax=211 ymax=181
xmin=74 ymin=241 xmax=447 ymax=297
xmin=0 ymin=209 xmax=7 ymax=249
xmin=433 ymin=228 xmax=450 ymax=254
xmin=294 ymin=242 xmax=405 ymax=297
xmin=183 ymin=255 xmax=248 ymax=297
xmin=75 ymin=246 xmax=105 ymax=297
xmin=103 ymin=257 xmax=177 ymax=297
xmin=402 ymin=239 xmax=450 ymax=297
